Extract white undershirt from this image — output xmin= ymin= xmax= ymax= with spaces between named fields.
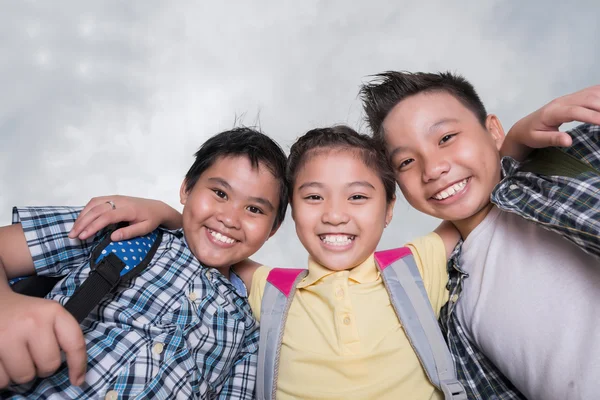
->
xmin=456 ymin=206 xmax=600 ymax=400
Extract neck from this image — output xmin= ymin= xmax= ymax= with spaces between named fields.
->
xmin=452 ymin=202 xmax=495 ymax=239
xmin=215 ymin=266 xmax=230 ymax=279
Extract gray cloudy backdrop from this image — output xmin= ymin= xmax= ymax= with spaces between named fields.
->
xmin=2 ymin=1 xmax=598 ymax=266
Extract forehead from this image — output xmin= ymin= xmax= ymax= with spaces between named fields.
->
xmin=382 ymin=91 xmax=477 ymax=143
xmin=200 ymin=155 xmax=280 ymax=198
xmin=295 ymin=149 xmax=380 ymax=184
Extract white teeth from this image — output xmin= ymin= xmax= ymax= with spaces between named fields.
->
xmin=209 ymin=229 xmax=235 ymax=244
xmin=320 ymin=235 xmax=355 ymax=246
xmin=433 ymin=179 xmax=468 ymax=200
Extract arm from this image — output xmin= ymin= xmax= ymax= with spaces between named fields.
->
xmin=434 ymin=220 xmax=461 ymax=258
xmin=69 ymin=195 xmax=183 ymax=241
xmin=231 ymin=259 xmax=262 ymax=295
xmin=0 ymin=223 xmax=86 ymax=388
xmin=501 ymin=85 xmax=600 ymax=161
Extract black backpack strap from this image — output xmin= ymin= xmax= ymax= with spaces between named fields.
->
xmin=520 ymin=147 xmax=599 ymax=178
xmin=10 ymin=275 xmax=63 ymax=297
xmin=63 ymin=227 xmax=163 ymax=323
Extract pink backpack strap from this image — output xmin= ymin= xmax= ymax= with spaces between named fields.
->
xmin=266 ymin=268 xmax=306 ymax=297
xmin=374 ymin=246 xmax=412 ymax=271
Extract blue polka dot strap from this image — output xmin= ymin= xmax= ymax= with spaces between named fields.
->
xmin=63 ymin=224 xmax=163 ymax=323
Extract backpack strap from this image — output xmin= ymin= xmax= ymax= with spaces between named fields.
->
xmin=520 ymin=147 xmax=599 ymax=178
xmin=375 ymin=247 xmax=467 ymax=400
xmin=11 ymin=224 xmax=163 ymax=324
xmin=256 ymin=268 xmax=308 ymax=400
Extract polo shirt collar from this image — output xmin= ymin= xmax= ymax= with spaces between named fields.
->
xmin=297 ymin=254 xmax=379 ymax=288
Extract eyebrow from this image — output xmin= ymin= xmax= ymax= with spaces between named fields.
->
xmin=346 ymin=181 xmax=375 ymax=190
xmin=297 ymin=182 xmax=324 ymax=191
xmin=388 ymin=118 xmax=461 ymax=160
xmin=297 ymin=181 xmax=375 ymax=191
xmin=429 ymin=118 xmax=459 ymax=133
xmin=208 ymin=177 xmax=275 ymax=212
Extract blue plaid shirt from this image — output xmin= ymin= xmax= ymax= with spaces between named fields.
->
xmin=440 ymin=123 xmax=600 ymax=399
xmin=1 ymin=206 xmax=259 ymax=400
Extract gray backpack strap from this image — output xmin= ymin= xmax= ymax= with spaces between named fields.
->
xmin=256 ymin=268 xmax=308 ymax=400
xmin=375 ymin=248 xmax=467 ymax=400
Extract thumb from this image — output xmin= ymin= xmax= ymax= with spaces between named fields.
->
xmin=554 ymin=131 xmax=573 ymax=148
xmin=110 ymin=221 xmax=153 ymax=241
xmin=530 ymin=130 xmax=572 ymax=149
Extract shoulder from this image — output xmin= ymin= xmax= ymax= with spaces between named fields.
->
xmin=404 ymin=232 xmax=449 ymax=315
xmin=248 ymin=265 xmax=273 ymax=321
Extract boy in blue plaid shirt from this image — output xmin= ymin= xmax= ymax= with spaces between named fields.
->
xmin=0 ymin=127 xmax=288 ymax=399
xmin=361 ymin=74 xmax=600 ymax=400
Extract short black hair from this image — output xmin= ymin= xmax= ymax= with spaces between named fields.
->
xmin=184 ymin=127 xmax=288 ymax=229
xmin=287 ymin=125 xmax=396 ymax=203
xmin=360 ymin=71 xmax=488 ymax=146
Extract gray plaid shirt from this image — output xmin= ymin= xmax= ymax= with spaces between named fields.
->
xmin=440 ymin=123 xmax=600 ymax=399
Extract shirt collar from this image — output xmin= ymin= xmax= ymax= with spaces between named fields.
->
xmin=297 ymin=254 xmax=379 ymax=288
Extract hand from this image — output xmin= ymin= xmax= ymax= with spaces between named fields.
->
xmin=504 ymin=85 xmax=600 ymax=160
xmin=68 ymin=195 xmax=183 ymax=241
xmin=0 ymin=291 xmax=86 ymax=388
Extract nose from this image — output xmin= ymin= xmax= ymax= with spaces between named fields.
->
xmin=216 ymin=204 xmax=242 ymax=230
xmin=321 ymin=199 xmax=350 ymax=226
xmin=422 ymin=155 xmax=450 ymax=183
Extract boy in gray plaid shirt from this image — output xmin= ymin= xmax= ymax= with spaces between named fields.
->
xmin=0 ymin=127 xmax=288 ymax=399
xmin=362 ymin=73 xmax=600 ymax=400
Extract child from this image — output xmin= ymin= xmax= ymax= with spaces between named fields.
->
xmin=360 ymin=72 xmax=600 ymax=400
xmin=69 ymin=126 xmax=460 ymax=399
xmin=0 ymin=127 xmax=288 ymax=399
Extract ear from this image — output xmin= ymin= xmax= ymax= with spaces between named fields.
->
xmin=268 ymin=222 xmax=281 ymax=239
xmin=385 ymin=195 xmax=396 ymax=227
xmin=180 ymin=180 xmax=189 ymax=205
xmin=485 ymin=114 xmax=506 ymax=151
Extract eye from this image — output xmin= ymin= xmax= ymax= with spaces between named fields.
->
xmin=349 ymin=194 xmax=368 ymax=201
xmin=212 ymin=189 xmax=227 ymax=199
xmin=304 ymin=195 xmax=323 ymax=201
xmin=398 ymin=158 xmax=414 ymax=170
xmin=246 ymin=206 xmax=264 ymax=215
xmin=439 ymin=133 xmax=457 ymax=145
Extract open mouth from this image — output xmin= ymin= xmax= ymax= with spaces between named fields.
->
xmin=207 ymin=228 xmax=237 ymax=244
xmin=319 ymin=234 xmax=356 ymax=246
xmin=432 ymin=178 xmax=470 ymax=201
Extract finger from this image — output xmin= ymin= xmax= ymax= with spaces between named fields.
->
xmin=555 ymin=132 xmax=573 ymax=148
xmin=28 ymin=327 xmax=62 ymax=378
xmin=79 ymin=207 xmax=135 ymax=240
xmin=531 ymin=130 xmax=573 ymax=148
xmin=54 ymin=311 xmax=87 ymax=386
xmin=553 ymin=105 xmax=600 ymax=127
xmin=110 ymin=221 xmax=152 ymax=241
xmin=0 ymin=342 xmax=36 ymax=385
xmin=0 ymin=362 xmax=10 ymax=389
xmin=70 ymin=199 xmax=112 ymax=238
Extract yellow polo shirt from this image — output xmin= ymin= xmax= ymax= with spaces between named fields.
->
xmin=249 ymin=233 xmax=448 ymax=400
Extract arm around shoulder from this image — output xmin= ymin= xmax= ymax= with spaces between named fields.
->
xmin=0 ymin=223 xmax=35 ymax=283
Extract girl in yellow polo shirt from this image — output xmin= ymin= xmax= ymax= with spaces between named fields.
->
xmin=241 ymin=125 xmax=452 ymax=400
xmin=73 ymin=125 xmax=454 ymax=399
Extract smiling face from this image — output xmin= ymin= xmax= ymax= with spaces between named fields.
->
xmin=180 ymin=155 xmax=280 ymax=272
xmin=382 ymin=91 xmax=505 ymax=235
xmin=291 ymin=149 xmax=394 ymax=271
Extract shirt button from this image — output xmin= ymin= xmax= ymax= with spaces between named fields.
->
xmin=105 ymin=390 xmax=119 ymax=400
xmin=509 ymin=184 xmax=518 ymax=190
xmin=188 ymin=292 xmax=198 ymax=301
xmin=450 ymin=294 xmax=459 ymax=303
xmin=343 ymin=315 xmax=351 ymax=325
xmin=335 ymin=287 xmax=344 ymax=298
xmin=205 ymin=270 xmax=212 ymax=279
xmin=152 ymin=342 xmax=164 ymax=355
